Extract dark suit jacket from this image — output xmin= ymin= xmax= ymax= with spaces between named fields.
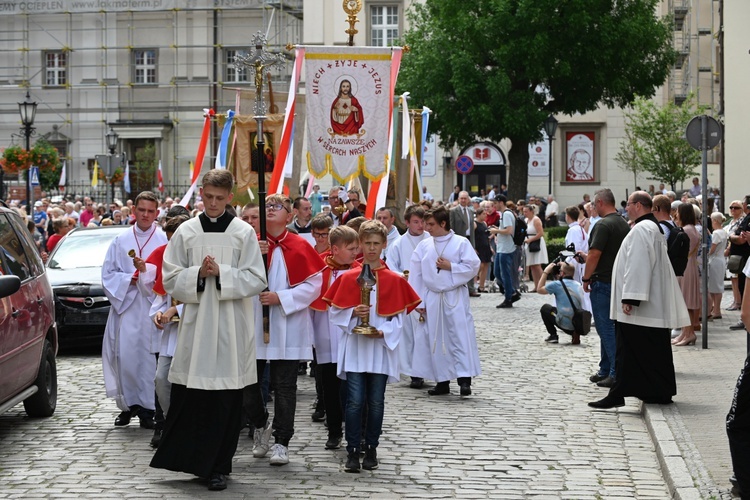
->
xmin=450 ymin=205 xmax=475 ymax=248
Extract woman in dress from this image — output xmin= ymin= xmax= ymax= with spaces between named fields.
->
xmin=577 ymin=203 xmax=590 ymax=235
xmin=673 ymin=203 xmax=701 ymax=346
xmin=474 ymin=207 xmax=493 ymax=292
xmin=725 ymin=200 xmax=744 ymax=311
xmin=708 ymin=212 xmax=728 ymax=319
xmin=522 ymin=204 xmax=548 ymax=292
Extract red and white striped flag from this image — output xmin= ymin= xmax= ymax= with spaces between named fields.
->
xmin=157 ymin=160 xmax=164 ymax=193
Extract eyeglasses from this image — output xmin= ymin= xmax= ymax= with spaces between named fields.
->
xmin=266 ymin=203 xmax=290 ymax=213
xmin=730 ymin=206 xmax=741 ymax=210
xmin=312 ymin=232 xmax=330 ymax=239
xmin=626 ymin=201 xmax=640 ymax=207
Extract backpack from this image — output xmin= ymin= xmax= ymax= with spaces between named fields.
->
xmin=505 ymin=210 xmax=528 ymax=246
xmin=659 ymin=220 xmax=690 ymax=276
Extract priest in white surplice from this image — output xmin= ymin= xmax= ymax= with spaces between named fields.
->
xmin=150 ymin=170 xmax=267 ymax=491
xmin=385 ymin=205 xmax=431 ymax=388
xmin=102 ymin=191 xmax=167 ymax=428
xmin=409 ymin=206 xmax=482 ymax=397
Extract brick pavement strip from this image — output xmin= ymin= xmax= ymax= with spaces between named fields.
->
xmin=0 ymin=290 xmax=675 ymax=499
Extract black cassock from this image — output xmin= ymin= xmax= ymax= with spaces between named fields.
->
xmin=608 ymin=321 xmax=677 ymax=403
xmin=727 ymin=353 xmax=750 ymax=495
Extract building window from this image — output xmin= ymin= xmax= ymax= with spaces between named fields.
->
xmin=133 ymin=49 xmax=157 ymax=84
xmin=44 ymin=51 xmax=67 ymax=87
xmin=370 ymin=5 xmax=399 ymax=47
xmin=225 ymin=49 xmax=248 ymax=83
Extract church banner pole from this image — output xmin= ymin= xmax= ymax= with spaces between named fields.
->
xmin=236 ymin=33 xmax=286 ymax=344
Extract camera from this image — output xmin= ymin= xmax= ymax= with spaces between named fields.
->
xmin=548 ymin=243 xmax=584 ymax=279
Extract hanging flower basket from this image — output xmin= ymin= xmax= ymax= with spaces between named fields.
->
xmin=1 ymin=140 xmax=60 ymax=175
xmin=110 ymin=167 xmax=124 ymax=184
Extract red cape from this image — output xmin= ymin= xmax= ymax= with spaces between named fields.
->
xmin=323 ymin=265 xmax=421 ymax=317
xmin=310 ymin=257 xmax=361 ymax=312
xmin=267 ymin=230 xmax=326 ymax=287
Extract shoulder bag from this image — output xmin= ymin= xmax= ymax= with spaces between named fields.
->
xmin=560 ymin=279 xmax=592 ymax=335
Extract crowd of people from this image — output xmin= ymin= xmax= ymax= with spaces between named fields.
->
xmin=8 ymin=176 xmax=750 ymax=492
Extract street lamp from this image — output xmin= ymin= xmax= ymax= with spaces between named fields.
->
xmin=443 ymin=151 xmax=453 ymax=198
xmin=105 ymin=127 xmax=119 ymax=207
xmin=543 ymin=115 xmax=558 ymax=196
xmin=18 ymin=91 xmax=38 ymax=207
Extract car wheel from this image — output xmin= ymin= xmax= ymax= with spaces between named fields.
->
xmin=23 ymin=339 xmax=57 ymax=418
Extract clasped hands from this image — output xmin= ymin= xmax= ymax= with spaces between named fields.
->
xmin=199 ymin=255 xmax=219 ymax=278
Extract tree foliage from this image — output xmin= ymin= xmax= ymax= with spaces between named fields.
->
xmin=398 ymin=0 xmax=675 ymax=201
xmin=618 ymin=95 xmax=707 ymax=191
xmin=131 ymin=142 xmax=157 ymax=197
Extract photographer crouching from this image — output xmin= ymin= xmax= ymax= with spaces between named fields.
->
xmin=538 ymin=257 xmax=586 ymax=345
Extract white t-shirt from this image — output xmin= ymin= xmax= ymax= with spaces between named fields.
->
xmin=496 ymin=210 xmax=516 ymax=254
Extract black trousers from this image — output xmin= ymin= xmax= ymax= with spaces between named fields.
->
xmin=319 ymin=362 xmax=343 ymax=438
xmin=540 ymin=304 xmax=574 ymax=336
xmin=728 ymin=353 xmax=750 ymax=494
xmin=244 ymin=359 xmax=299 ymax=446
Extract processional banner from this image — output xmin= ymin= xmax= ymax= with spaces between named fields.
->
xmin=305 ymin=46 xmax=399 ymax=184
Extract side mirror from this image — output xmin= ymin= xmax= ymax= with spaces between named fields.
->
xmin=0 ymin=275 xmax=21 ymax=299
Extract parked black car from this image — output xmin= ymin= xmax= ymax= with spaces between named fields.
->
xmin=46 ymin=225 xmax=129 ymax=345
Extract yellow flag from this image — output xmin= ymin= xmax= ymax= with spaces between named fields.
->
xmin=92 ymin=161 xmax=99 ymax=187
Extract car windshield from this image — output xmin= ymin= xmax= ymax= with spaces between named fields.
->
xmin=47 ymin=229 xmax=125 ymax=270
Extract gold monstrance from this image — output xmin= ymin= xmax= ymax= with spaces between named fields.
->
xmin=352 ymin=264 xmax=379 ymax=335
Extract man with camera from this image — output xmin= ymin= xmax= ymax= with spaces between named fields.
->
xmin=538 ymin=259 xmax=585 ymax=345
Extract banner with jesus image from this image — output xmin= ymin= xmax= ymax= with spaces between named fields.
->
xmin=305 ymin=47 xmax=398 ymax=184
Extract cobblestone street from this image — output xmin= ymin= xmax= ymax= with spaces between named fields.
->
xmin=0 ymin=291 xmax=670 ymax=499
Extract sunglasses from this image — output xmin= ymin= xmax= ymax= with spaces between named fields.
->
xmin=730 ymin=206 xmax=741 ymax=209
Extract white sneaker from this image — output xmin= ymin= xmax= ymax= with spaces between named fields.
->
xmin=269 ymin=443 xmax=289 ymax=466
xmin=252 ymin=424 xmax=273 ymax=458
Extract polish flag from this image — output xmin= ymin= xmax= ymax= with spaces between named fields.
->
xmin=157 ymin=160 xmax=164 ymax=193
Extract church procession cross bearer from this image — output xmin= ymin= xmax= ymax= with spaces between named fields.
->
xmin=234 ymin=31 xmax=287 ymax=345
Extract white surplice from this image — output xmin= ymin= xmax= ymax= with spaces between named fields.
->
xmin=311 ymin=268 xmax=348 ymax=365
xmin=101 ymin=224 xmax=168 ymax=411
xmin=254 ymin=246 xmax=323 ymax=361
xmin=162 ymin=216 xmax=267 ymax=390
xmin=328 ymin=284 xmax=404 ymax=383
xmin=386 ymin=231 xmax=431 ymax=375
xmin=408 ymin=231 xmax=482 ymax=382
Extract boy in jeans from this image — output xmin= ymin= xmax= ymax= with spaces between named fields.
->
xmin=324 ymin=220 xmax=421 ymax=472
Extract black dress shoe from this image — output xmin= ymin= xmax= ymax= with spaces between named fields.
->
xmin=139 ymin=416 xmax=156 ymax=429
xmin=589 ymin=373 xmax=607 ymax=383
xmin=409 ymin=377 xmax=424 ymax=389
xmin=325 ymin=435 xmax=342 ymax=450
xmin=459 ymin=383 xmax=472 ymax=396
xmin=596 ymin=376 xmax=615 ymax=388
xmin=496 ymin=301 xmax=513 ymax=309
xmin=511 ymin=292 xmax=522 ymax=303
xmin=588 ymin=396 xmax=625 ymax=409
xmin=208 ymin=473 xmax=227 ymax=491
xmin=114 ymin=410 xmax=132 ymax=426
xmin=428 ymin=384 xmax=450 ymax=396
xmin=312 ymin=410 xmax=326 ymax=422
xmin=150 ymin=429 xmax=162 ymax=448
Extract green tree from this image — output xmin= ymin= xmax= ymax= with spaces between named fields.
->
xmin=615 ymin=128 xmax=647 ymax=190
xmin=618 ymin=95 xmax=707 ymax=191
xmin=131 ymin=142 xmax=157 ymax=197
xmin=399 ymin=0 xmax=675 ymax=201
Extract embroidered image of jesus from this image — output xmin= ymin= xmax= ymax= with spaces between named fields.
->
xmin=330 ymin=79 xmax=364 ymax=136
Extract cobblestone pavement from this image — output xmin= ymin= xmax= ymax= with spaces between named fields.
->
xmin=0 ymin=290 xmax=671 ymax=499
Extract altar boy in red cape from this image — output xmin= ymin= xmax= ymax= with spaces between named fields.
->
xmin=324 ymin=220 xmax=421 ymax=473
xmin=309 ymin=225 xmax=360 ymax=451
xmin=245 ymin=193 xmax=326 ymax=467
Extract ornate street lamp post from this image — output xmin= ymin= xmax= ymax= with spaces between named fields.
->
xmin=543 ymin=115 xmax=558 ymax=197
xmin=18 ymin=91 xmax=38 ymax=207
xmin=106 ymin=127 xmax=119 ymax=207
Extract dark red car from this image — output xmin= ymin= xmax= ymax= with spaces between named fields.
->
xmin=0 ymin=205 xmax=57 ymax=417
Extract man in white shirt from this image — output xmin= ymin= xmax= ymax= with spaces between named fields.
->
xmin=421 ymin=186 xmax=434 ymax=202
xmin=545 ymin=195 xmax=559 ymax=227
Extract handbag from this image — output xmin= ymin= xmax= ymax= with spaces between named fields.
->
xmin=528 ymin=239 xmax=541 ymax=253
xmin=728 ymin=254 xmax=744 ymax=274
xmin=560 ymin=278 xmax=592 ymax=335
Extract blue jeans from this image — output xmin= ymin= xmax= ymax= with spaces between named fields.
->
xmin=496 ymin=251 xmax=515 ymax=302
xmin=590 ymin=281 xmax=616 ymax=379
xmin=345 ymin=372 xmax=387 ymax=452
